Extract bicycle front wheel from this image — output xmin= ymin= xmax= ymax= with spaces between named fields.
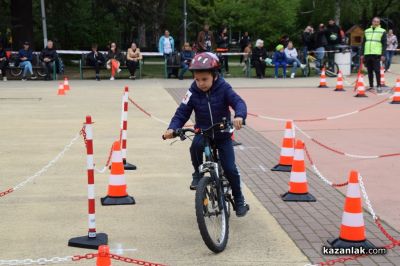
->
xmin=325 ymin=63 xmax=339 ymax=77
xmin=195 ymin=173 xmax=229 ymax=253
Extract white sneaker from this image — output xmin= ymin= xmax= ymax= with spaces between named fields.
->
xmin=110 ymin=77 xmax=115 ymax=80
xmin=290 ymin=73 xmax=295 ymax=78
xmin=3 ymin=76 xmax=7 ymax=81
xmin=300 ymin=64 xmax=306 ymax=69
xmin=117 ymin=68 xmax=122 ymax=73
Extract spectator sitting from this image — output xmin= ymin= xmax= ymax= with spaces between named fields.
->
xmin=107 ymin=42 xmax=123 ymax=80
xmin=126 ymin=42 xmax=142 ymax=80
xmin=18 ymin=41 xmax=36 ymax=81
xmin=0 ymin=43 xmax=8 ymax=81
xmin=284 ymin=41 xmax=306 ymax=78
xmin=39 ymin=40 xmax=57 ymax=80
xmin=251 ymin=39 xmax=267 ymax=79
xmin=86 ymin=43 xmax=105 ymax=81
xmin=273 ymin=44 xmax=287 ymax=78
xmin=178 ymin=42 xmax=194 ymax=80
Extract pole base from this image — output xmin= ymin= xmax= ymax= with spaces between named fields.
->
xmin=281 ymin=192 xmax=316 ymax=202
xmin=68 ymin=233 xmax=108 ymax=250
xmin=334 ymin=88 xmax=346 ymax=91
xmin=318 ymin=85 xmax=328 ymax=88
xmin=271 ymin=164 xmax=292 ymax=172
xmin=101 ymin=195 xmax=135 ymax=206
xmin=390 ymin=101 xmax=400 ymax=104
xmin=232 ymin=140 xmax=242 ymax=146
xmin=354 ymin=94 xmax=368 ymax=97
xmin=328 ymin=237 xmax=376 ymax=249
xmin=124 ymin=162 xmax=137 ymax=170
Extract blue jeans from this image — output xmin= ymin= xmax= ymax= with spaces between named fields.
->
xmin=286 ymin=58 xmax=302 ymax=74
xmin=20 ymin=61 xmax=33 ymax=77
xmin=315 ymin=47 xmax=325 ymax=73
xmin=179 ymin=62 xmax=189 ymax=78
xmin=385 ymin=50 xmax=395 ymax=70
xmin=274 ymin=62 xmax=287 ymax=78
xmin=302 ymin=46 xmax=308 ymax=64
xmin=190 ymin=134 xmax=244 ymax=204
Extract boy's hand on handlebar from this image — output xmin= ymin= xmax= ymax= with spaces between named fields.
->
xmin=163 ymin=129 xmax=174 ymax=139
xmin=233 ymin=117 xmax=243 ymax=130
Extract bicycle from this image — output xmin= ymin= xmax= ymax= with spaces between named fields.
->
xmin=163 ymin=118 xmax=245 ymax=253
xmin=304 ymin=51 xmax=340 ymax=77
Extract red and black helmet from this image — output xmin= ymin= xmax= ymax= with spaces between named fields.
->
xmin=189 ymin=52 xmax=220 ymax=71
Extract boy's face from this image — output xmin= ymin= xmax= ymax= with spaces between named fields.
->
xmin=194 ymin=71 xmax=214 ymax=92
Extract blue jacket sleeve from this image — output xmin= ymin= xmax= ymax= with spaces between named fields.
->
xmin=158 ymin=37 xmax=163 ymax=53
xmin=168 ymin=90 xmax=194 ymax=130
xmin=225 ymin=84 xmax=247 ymax=120
xmin=272 ymin=52 xmax=277 ymax=64
xmin=171 ymin=37 xmax=175 ymax=52
xmin=27 ymin=50 xmax=33 ymax=61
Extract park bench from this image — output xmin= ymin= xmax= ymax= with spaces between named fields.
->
xmin=7 ymin=53 xmax=57 ymax=80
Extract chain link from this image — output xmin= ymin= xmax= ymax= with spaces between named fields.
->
xmin=80 ymin=125 xmax=87 ymax=147
xmin=0 ymin=188 xmax=14 ymax=198
xmin=0 ymin=256 xmax=73 ymax=265
xmin=358 ymin=174 xmax=377 ymax=220
xmin=108 ymin=254 xmax=165 ymax=266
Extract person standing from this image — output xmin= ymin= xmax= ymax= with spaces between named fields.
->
xmin=361 ymin=17 xmax=387 ymax=92
xmin=39 ymin=40 xmax=58 ymax=80
xmin=18 ymin=41 xmax=36 ymax=81
xmin=216 ymin=27 xmax=230 ymax=76
xmin=251 ymin=39 xmax=267 ymax=79
xmin=301 ymin=26 xmax=314 ymax=64
xmin=107 ymin=42 xmax=123 ymax=80
xmin=0 ymin=43 xmax=8 ymax=81
xmin=126 ymin=42 xmax=142 ymax=80
xmin=86 ymin=43 xmax=105 ymax=81
xmin=197 ymin=24 xmax=215 ymax=53
xmin=239 ymin=31 xmax=250 ymax=64
xmin=326 ymin=19 xmax=342 ymax=70
xmin=158 ymin=30 xmax=175 ymax=78
xmin=385 ymin=29 xmax=397 ymax=72
xmin=314 ymin=24 xmax=328 ymax=74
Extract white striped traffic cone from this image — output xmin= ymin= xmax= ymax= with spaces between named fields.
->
xmin=271 ymin=121 xmax=295 ymax=172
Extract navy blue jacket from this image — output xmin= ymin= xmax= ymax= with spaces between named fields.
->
xmin=168 ymin=77 xmax=247 ymax=139
xmin=19 ymin=49 xmax=33 ymax=62
xmin=273 ymin=51 xmax=287 ymax=64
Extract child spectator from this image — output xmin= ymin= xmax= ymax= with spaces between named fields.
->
xmin=242 ymin=42 xmax=252 ymax=72
xmin=18 ymin=41 xmax=36 ymax=81
xmin=107 ymin=42 xmax=123 ymax=80
xmin=178 ymin=42 xmax=194 ymax=80
xmin=126 ymin=42 xmax=142 ymax=80
xmin=251 ymin=39 xmax=267 ymax=79
xmin=86 ymin=43 xmax=105 ymax=81
xmin=273 ymin=44 xmax=287 ymax=78
xmin=0 ymin=43 xmax=8 ymax=81
xmin=39 ymin=40 xmax=57 ymax=80
xmin=284 ymin=41 xmax=306 ymax=78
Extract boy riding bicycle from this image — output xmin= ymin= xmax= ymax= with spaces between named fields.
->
xmin=163 ymin=52 xmax=249 ymax=217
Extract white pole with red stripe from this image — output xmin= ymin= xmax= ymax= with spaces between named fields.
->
xmin=120 ymin=86 xmax=136 ymax=170
xmin=68 ymin=115 xmax=108 ymax=249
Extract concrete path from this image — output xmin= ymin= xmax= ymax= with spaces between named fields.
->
xmin=0 ymin=80 xmax=309 ymax=265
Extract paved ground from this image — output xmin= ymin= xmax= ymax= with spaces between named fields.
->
xmin=0 ymin=80 xmax=309 ymax=265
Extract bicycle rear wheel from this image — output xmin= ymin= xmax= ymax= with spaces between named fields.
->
xmin=195 ymin=173 xmax=229 ymax=253
xmin=325 ymin=63 xmax=339 ymax=77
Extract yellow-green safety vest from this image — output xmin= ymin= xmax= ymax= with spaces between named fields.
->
xmin=364 ymin=26 xmax=386 ymax=55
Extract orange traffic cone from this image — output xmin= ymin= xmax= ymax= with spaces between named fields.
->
xmin=318 ymin=67 xmax=328 ymax=88
xmin=57 ymin=83 xmax=65 ymax=95
xmin=354 ymin=74 xmax=367 ymax=97
xmin=63 ymin=76 xmax=70 ymax=91
xmin=334 ymin=70 xmax=345 ymax=91
xmin=380 ymin=65 xmax=387 ymax=87
xmin=231 ymin=132 xmax=241 ymax=146
xmin=271 ymin=121 xmax=295 ymax=172
xmin=101 ymin=141 xmax=135 ymax=205
xmin=391 ymin=78 xmax=400 ymax=104
xmin=96 ymin=245 xmax=111 ymax=266
xmin=328 ymin=171 xmax=376 ymax=248
xmin=281 ymin=139 xmax=316 ymax=202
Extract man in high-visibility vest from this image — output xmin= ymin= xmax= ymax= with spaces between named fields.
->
xmin=360 ymin=17 xmax=387 ymax=93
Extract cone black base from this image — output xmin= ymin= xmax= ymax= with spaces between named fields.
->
xmin=354 ymin=94 xmax=367 ymax=97
xmin=334 ymin=89 xmax=346 ymax=91
xmin=101 ymin=195 xmax=135 ymax=205
xmin=124 ymin=161 xmax=137 ymax=170
xmin=318 ymin=85 xmax=328 ymax=88
xmin=281 ymin=192 xmax=316 ymax=202
xmin=68 ymin=233 xmax=108 ymax=250
xmin=390 ymin=101 xmax=400 ymax=104
xmin=232 ymin=140 xmax=242 ymax=146
xmin=271 ymin=164 xmax=292 ymax=172
xmin=328 ymin=237 xmax=376 ymax=249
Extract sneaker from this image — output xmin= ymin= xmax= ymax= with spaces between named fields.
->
xmin=178 ymin=76 xmax=183 ymax=80
xmin=236 ymin=203 xmax=250 ymax=217
xmin=117 ymin=68 xmax=122 ymax=73
xmin=290 ymin=73 xmax=295 ymax=79
xmin=21 ymin=76 xmax=27 ymax=81
xmin=96 ymin=76 xmax=101 ymax=81
xmin=300 ymin=64 xmax=306 ymax=69
xmin=225 ymin=72 xmax=231 ymax=76
xmin=110 ymin=76 xmax=115 ymax=81
xmin=2 ymin=76 xmax=6 ymax=81
xmin=190 ymin=172 xmax=202 ymax=190
xmin=376 ymin=86 xmax=382 ymax=93
xmin=30 ymin=75 xmax=37 ymax=80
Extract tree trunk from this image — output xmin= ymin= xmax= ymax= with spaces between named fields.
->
xmin=138 ymin=23 xmax=146 ymax=48
xmin=11 ymin=0 xmax=33 ymax=50
xmin=334 ymin=0 xmax=341 ymax=25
